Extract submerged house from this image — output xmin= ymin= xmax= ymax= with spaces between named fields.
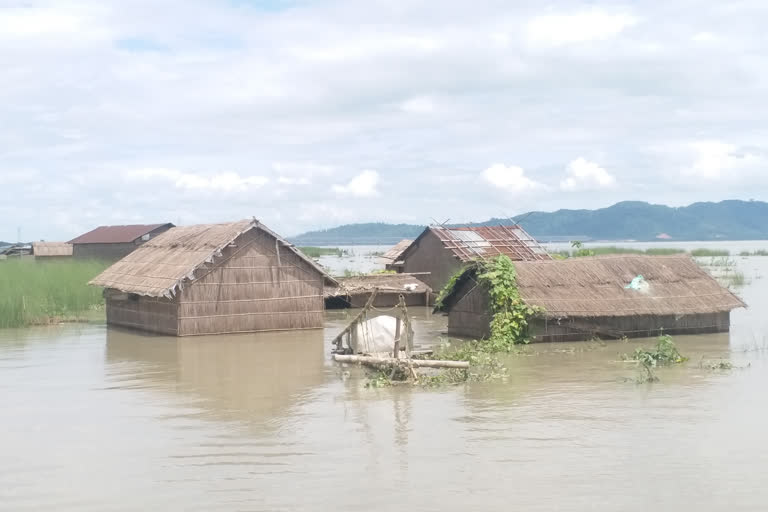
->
xmin=380 ymin=239 xmax=413 ymax=272
xmin=90 ymin=219 xmax=337 ymax=336
xmin=396 ymin=225 xmax=550 ymax=291
xmin=69 ymin=223 xmax=174 ymax=261
xmin=440 ymin=255 xmax=745 ymax=342
xmin=31 ymin=242 xmax=73 ymax=260
xmin=324 ymin=273 xmax=431 ymax=308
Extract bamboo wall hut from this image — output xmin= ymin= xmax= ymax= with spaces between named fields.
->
xmin=396 ymin=225 xmax=550 ymax=292
xmin=440 ymin=255 xmax=745 ymax=342
xmin=324 ymin=273 xmax=431 ymax=308
xmin=69 ymin=223 xmax=174 ymax=261
xmin=90 ymin=219 xmax=337 ymax=336
xmin=31 ymin=242 xmax=73 ymax=260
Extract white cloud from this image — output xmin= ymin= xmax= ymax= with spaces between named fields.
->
xmin=684 ymin=141 xmax=763 ymax=180
xmin=400 ymin=96 xmax=435 ymax=114
xmin=332 ymin=170 xmax=380 ymax=197
xmin=124 ymin=168 xmax=268 ymax=192
xmin=525 ymin=11 xmax=637 ymax=47
xmin=692 ymin=32 xmax=719 ymax=43
xmin=278 ymin=176 xmax=311 ymax=185
xmin=560 ymin=158 xmax=616 ymax=191
xmin=0 ymin=6 xmax=110 ymax=46
xmin=481 ymin=164 xmax=544 ymax=194
xmin=272 ymin=161 xmax=333 ymax=186
xmin=2 ymin=0 xmax=768 ymax=241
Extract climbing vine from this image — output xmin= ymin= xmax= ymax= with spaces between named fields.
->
xmin=476 ymin=255 xmax=541 ymax=348
xmin=434 ymin=263 xmax=476 ymax=310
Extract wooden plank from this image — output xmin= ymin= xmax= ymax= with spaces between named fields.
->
xmin=333 ymin=354 xmax=469 ymax=369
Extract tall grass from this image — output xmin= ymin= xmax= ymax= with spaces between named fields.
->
xmin=564 ymin=247 xmax=686 ymax=258
xmin=0 ymin=260 xmax=108 ymax=328
xmin=691 ymin=248 xmax=730 ymax=257
xmin=298 ymin=246 xmax=348 ymax=258
xmin=739 ymin=250 xmax=768 ymax=257
xmin=644 ymin=248 xmax=687 ymax=256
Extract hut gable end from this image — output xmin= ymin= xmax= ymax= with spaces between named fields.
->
xmin=91 ymin=219 xmax=335 ymax=336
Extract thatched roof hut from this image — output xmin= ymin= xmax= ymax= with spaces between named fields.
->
xmin=32 ymin=242 xmax=73 ymax=258
xmin=324 ymin=273 xmax=431 ymax=308
xmin=91 ymin=219 xmax=337 ymax=336
xmin=441 ymin=255 xmax=745 ymax=342
xmin=396 ymin=225 xmax=550 ymax=292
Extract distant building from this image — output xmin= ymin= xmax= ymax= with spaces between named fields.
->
xmin=439 ymin=254 xmax=745 ymax=341
xmin=69 ymin=223 xmax=174 ymax=261
xmin=0 ymin=244 xmax=32 ymax=260
xmin=656 ymin=233 xmax=673 ymax=240
xmin=90 ymin=219 xmax=337 ymax=336
xmin=31 ymin=242 xmax=73 ymax=260
xmin=396 ymin=225 xmax=550 ymax=292
xmin=380 ymin=239 xmax=413 ymax=272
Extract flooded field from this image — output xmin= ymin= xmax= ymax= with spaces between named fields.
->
xmin=1 ymin=255 xmax=767 ymax=511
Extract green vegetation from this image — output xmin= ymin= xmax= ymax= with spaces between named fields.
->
xmin=298 ymin=246 xmax=348 ymax=258
xmin=559 ymin=245 xmax=736 ymax=259
xmin=691 ymin=248 xmax=730 ymax=257
xmin=740 ymin=250 xmax=768 ymax=256
xmin=0 ymin=260 xmax=108 ymax=328
xmin=563 ymin=244 xmax=690 ymax=258
xmin=477 ymin=255 xmax=541 ymax=347
xmin=699 ymin=359 xmax=734 ymax=371
xmin=623 ymin=334 xmax=687 ymax=383
xmin=726 ymin=272 xmax=747 ymax=287
xmin=644 ymin=248 xmax=687 ymax=256
xmin=364 ymin=340 xmax=509 ymax=388
xmin=434 ymin=265 xmax=468 ymax=309
xmin=436 ymin=255 xmax=541 ymax=348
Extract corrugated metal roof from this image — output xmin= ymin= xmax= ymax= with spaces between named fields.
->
xmin=69 ymin=223 xmax=173 ymax=244
xmin=431 ymin=225 xmax=551 ymax=262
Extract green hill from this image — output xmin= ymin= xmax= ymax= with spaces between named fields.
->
xmin=290 ymin=200 xmax=768 ymax=244
xmin=290 ymin=223 xmax=425 ymax=245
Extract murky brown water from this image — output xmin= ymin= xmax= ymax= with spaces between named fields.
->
xmin=1 ymin=258 xmax=767 ymax=511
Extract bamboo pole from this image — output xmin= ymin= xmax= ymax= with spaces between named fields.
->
xmin=333 ymin=354 xmax=469 ymax=369
xmin=393 ymin=317 xmax=402 ymax=359
xmin=331 ymin=289 xmax=379 ymax=352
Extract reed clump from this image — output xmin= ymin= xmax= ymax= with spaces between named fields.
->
xmin=298 ymin=246 xmax=348 ymax=258
xmin=0 ymin=260 xmax=108 ymax=328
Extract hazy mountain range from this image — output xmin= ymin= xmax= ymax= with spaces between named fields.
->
xmin=290 ymin=200 xmax=768 ymax=245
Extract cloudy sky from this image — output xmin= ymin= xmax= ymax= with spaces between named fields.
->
xmin=2 ymin=0 xmax=767 ymax=241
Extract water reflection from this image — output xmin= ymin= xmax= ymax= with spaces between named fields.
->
xmin=105 ymin=327 xmax=326 ymax=426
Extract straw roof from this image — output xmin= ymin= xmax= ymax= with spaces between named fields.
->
xmin=91 ymin=219 xmax=337 ymax=297
xmin=381 ymin=239 xmax=413 ymax=262
xmin=444 ymin=255 xmax=745 ymax=317
xmin=325 ymin=273 xmax=430 ymax=298
xmin=32 ymin=242 xmax=73 ymax=257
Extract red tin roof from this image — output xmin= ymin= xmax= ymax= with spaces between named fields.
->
xmin=68 ymin=224 xmax=173 ymax=244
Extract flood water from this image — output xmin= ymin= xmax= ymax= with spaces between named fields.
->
xmin=1 ymin=257 xmax=768 ymax=511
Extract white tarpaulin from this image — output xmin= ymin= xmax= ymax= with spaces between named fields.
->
xmin=350 ymin=315 xmax=413 ymax=357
